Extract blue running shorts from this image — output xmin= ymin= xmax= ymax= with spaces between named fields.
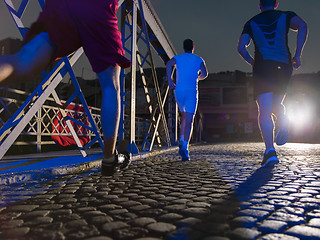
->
xmin=175 ymin=90 xmax=198 ymax=114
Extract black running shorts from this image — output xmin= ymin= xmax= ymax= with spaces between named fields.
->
xmin=253 ymin=60 xmax=293 ymax=98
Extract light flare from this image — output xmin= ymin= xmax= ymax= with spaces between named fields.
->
xmin=286 ymin=100 xmax=314 ymax=130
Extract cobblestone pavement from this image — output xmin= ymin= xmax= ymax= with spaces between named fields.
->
xmin=1 ymin=142 xmax=320 ymax=240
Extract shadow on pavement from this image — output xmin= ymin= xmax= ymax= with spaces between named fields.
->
xmin=167 ymin=164 xmax=274 ymax=239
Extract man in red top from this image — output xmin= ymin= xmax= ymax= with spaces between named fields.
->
xmin=0 ymin=0 xmax=131 ymax=175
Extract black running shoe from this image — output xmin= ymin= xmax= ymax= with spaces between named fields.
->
xmin=261 ymin=149 xmax=279 ymax=167
xmin=101 ymin=151 xmax=132 ymax=176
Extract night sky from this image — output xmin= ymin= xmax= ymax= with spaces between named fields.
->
xmin=0 ymin=0 xmax=319 ymax=77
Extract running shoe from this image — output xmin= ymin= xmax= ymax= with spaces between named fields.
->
xmin=261 ymin=149 xmax=279 ymax=167
xmin=275 ymin=127 xmax=289 ymax=146
xmin=101 ymin=151 xmax=132 ymax=176
xmin=179 ymin=146 xmax=190 ymax=161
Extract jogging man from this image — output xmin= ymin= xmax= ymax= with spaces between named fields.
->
xmin=0 ymin=0 xmax=131 ymax=175
xmin=166 ymin=39 xmax=208 ymax=161
xmin=238 ymin=0 xmax=308 ymax=167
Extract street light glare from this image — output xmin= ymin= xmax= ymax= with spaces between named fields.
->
xmin=287 ymin=101 xmax=313 ymax=129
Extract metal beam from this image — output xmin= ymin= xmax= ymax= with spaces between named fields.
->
xmin=0 ymin=50 xmax=86 ymax=159
xmin=129 ymin=1 xmax=139 ymax=153
xmin=119 ymin=0 xmax=178 ymax=152
xmin=136 ymin=0 xmax=176 ymax=60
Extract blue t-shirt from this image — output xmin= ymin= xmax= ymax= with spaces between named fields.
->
xmin=242 ymin=10 xmax=297 ymax=64
xmin=173 ymin=53 xmax=204 ymax=92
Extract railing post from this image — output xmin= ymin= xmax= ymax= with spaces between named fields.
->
xmin=129 ymin=0 xmax=139 ymax=154
xmin=36 ymin=108 xmax=42 ymax=153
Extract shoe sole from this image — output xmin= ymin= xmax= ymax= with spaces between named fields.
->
xmin=101 ymin=164 xmax=120 ymax=176
xmin=120 ymin=159 xmax=131 ymax=169
xmin=101 ymin=153 xmax=132 ymax=176
xmin=119 ymin=151 xmax=132 ymax=169
xmin=101 ymin=162 xmax=131 ymax=176
xmin=275 ymin=128 xmax=289 ymax=146
xmin=262 ymin=156 xmax=279 ymax=167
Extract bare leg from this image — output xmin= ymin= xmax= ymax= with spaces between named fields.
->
xmin=0 ymin=32 xmax=55 ymax=87
xmin=179 ymin=112 xmax=186 ymax=142
xmin=273 ymin=94 xmax=290 ymax=145
xmin=183 ymin=112 xmax=195 ymax=144
xmin=257 ymin=92 xmax=275 ymax=151
xmin=97 ymin=65 xmax=121 ymax=159
xmin=272 ymin=94 xmax=287 ymax=128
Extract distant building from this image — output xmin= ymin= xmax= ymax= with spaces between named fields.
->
xmin=198 ymin=70 xmax=258 ymax=142
xmin=132 ymin=68 xmax=259 ymax=142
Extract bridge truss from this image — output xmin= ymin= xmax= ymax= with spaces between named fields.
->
xmin=0 ymin=0 xmax=178 ymax=159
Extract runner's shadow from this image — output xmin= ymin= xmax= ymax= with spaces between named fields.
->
xmin=166 ymin=165 xmax=275 ymax=239
xmin=203 ymin=166 xmax=274 ymax=238
xmin=233 ymin=165 xmax=274 ymax=201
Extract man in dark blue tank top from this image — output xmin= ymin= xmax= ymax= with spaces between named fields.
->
xmin=238 ymin=0 xmax=308 ymax=167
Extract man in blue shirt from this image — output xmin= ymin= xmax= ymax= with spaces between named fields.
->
xmin=167 ymin=39 xmax=208 ymax=161
xmin=238 ymin=0 xmax=308 ymax=167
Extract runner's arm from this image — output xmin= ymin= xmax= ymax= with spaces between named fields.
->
xmin=198 ymin=61 xmax=208 ymax=81
xmin=237 ymin=34 xmax=254 ymax=66
xmin=166 ymin=58 xmax=176 ymax=89
xmin=290 ymin=16 xmax=308 ymax=69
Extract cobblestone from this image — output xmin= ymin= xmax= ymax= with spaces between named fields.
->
xmin=230 ymin=227 xmax=261 ymax=239
xmin=230 ymin=216 xmax=258 ymax=228
xmin=308 ymin=218 xmax=320 ymax=227
xmin=258 ymin=233 xmax=300 ymax=240
xmin=1 ymin=143 xmax=320 ymax=239
xmin=286 ymin=225 xmax=320 ymax=239
xmin=258 ymin=219 xmax=288 ymax=233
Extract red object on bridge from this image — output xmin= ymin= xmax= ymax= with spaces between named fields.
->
xmin=52 ymin=104 xmax=90 ymax=146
